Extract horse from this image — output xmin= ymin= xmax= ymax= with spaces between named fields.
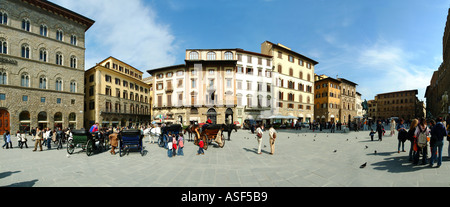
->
xmin=183 ymin=124 xmax=197 ymax=142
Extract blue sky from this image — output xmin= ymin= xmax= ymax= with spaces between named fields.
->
xmin=52 ymin=0 xmax=449 ymax=102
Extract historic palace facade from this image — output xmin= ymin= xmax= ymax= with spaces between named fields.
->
xmin=0 ymin=0 xmax=94 ymax=134
xmin=84 ymin=57 xmax=151 ymax=128
xmin=425 ymin=8 xmax=450 ymax=120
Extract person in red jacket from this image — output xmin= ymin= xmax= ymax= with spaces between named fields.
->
xmin=197 ymin=139 xmax=204 ymax=155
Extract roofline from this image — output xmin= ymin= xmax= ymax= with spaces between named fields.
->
xmin=338 ymin=78 xmax=358 ymax=86
xmin=23 ymin=0 xmax=95 ymax=31
xmin=95 ymin=56 xmax=143 ymax=74
xmin=186 ymin=48 xmax=273 ymax=58
xmin=376 ymin=89 xmax=419 ymax=97
xmin=262 ymin=41 xmax=319 ymax=65
xmin=315 ymin=77 xmax=341 ymax=83
xmin=147 ymin=64 xmax=186 ymax=74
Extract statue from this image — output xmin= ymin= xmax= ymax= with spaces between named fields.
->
xmin=362 ymin=99 xmax=369 ymax=112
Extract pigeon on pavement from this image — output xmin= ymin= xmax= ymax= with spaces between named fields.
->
xmin=360 ymin=162 xmax=367 ymax=168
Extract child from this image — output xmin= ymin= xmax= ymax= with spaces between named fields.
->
xmin=197 ymin=139 xmax=204 ymax=155
xmin=369 ymin=130 xmax=376 ymax=141
xmin=172 ymin=135 xmax=177 ymax=157
xmin=178 ymin=134 xmax=184 ymax=156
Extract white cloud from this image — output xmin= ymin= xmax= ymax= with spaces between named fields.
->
xmin=51 ymin=0 xmax=178 ymax=74
xmin=356 ymin=39 xmax=434 ymax=101
xmin=316 ymin=34 xmax=435 ymax=101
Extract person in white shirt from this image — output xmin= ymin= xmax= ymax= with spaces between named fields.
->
xmin=256 ymin=125 xmax=263 ymax=154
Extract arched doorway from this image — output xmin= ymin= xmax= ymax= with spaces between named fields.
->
xmin=19 ymin=111 xmax=31 ymax=133
xmin=0 ymin=109 xmax=10 ymax=135
xmin=54 ymin=112 xmax=63 ymax=130
xmin=206 ymin=108 xmax=217 ymax=124
xmin=225 ymin=108 xmax=233 ymax=124
xmin=38 ymin=111 xmax=48 ymax=129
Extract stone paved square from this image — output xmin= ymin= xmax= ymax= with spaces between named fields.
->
xmin=1 ymin=128 xmax=449 ymax=187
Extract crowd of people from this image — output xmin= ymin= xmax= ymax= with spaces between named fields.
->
xmin=3 ymin=118 xmax=449 ymax=168
xmin=390 ymin=117 xmax=449 ymax=167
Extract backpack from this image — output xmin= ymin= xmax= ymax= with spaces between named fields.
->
xmin=417 ymin=126 xmax=428 ymax=148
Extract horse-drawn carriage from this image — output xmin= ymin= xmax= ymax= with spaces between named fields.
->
xmin=193 ymin=124 xmax=226 ymax=150
xmin=67 ymin=130 xmax=106 ymax=156
xmin=119 ymin=129 xmax=144 ymax=157
xmin=158 ymin=124 xmax=182 ymax=148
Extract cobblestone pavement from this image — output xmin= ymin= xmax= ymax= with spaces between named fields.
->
xmin=1 ymin=128 xmax=450 ymax=187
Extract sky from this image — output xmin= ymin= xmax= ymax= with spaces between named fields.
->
xmin=51 ymin=0 xmax=450 ymax=102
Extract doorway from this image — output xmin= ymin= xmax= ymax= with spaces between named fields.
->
xmin=0 ymin=109 xmax=10 ymax=135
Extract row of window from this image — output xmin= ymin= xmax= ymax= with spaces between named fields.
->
xmin=0 ymin=9 xmax=79 ymax=46
xmin=278 ymin=92 xmax=312 ymax=103
xmin=278 ymin=102 xmax=312 ymax=110
xmin=277 ymin=65 xmax=312 ymax=81
xmin=0 ymin=71 xmax=77 ymax=92
xmin=102 ymin=75 xmax=148 ymax=93
xmin=277 ymin=51 xmax=313 ymax=69
xmin=0 ymin=93 xmax=77 ymax=105
xmin=104 ymin=62 xmax=142 ymax=80
xmin=0 ymin=38 xmax=79 ymax=68
xmin=100 ymin=86 xmax=149 ymax=104
xmin=87 ymin=100 xmax=149 ymax=115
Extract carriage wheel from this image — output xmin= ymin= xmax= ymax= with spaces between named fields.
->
xmin=140 ymin=140 xmax=145 ymax=156
xmin=86 ymin=139 xmax=94 ymax=156
xmin=67 ymin=140 xmax=75 ymax=154
xmin=119 ymin=141 xmax=125 ymax=157
xmin=202 ymin=134 xmax=208 ymax=150
xmin=98 ymin=139 xmax=105 ymax=152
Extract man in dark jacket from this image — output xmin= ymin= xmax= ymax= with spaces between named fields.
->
xmin=430 ymin=117 xmax=448 ymax=167
xmin=376 ymin=121 xmax=384 ymax=141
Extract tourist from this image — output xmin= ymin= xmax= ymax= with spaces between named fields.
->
xmin=178 ymin=134 xmax=184 ymax=156
xmin=172 ymin=135 xmax=177 ymax=157
xmin=268 ymin=125 xmax=277 ymax=155
xmin=33 ymin=128 xmax=43 ymax=152
xmin=167 ymin=135 xmax=173 ymax=158
xmin=256 ymin=124 xmax=263 ymax=154
xmin=376 ymin=121 xmax=384 ymax=141
xmin=45 ymin=128 xmax=52 ymax=150
xmin=397 ymin=119 xmax=407 ymax=153
xmin=19 ymin=131 xmax=28 ymax=149
xmin=16 ymin=130 xmax=22 ymax=148
xmin=413 ymin=118 xmax=430 ymax=165
xmin=407 ymin=119 xmax=419 ymax=162
xmin=2 ymin=131 xmax=11 ymax=149
xmin=430 ymin=117 xmax=448 ymax=167
xmin=390 ymin=119 xmax=396 ymax=137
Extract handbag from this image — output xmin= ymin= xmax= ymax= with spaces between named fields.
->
xmin=273 ymin=133 xmax=277 ymax=139
xmin=257 ymin=133 xmax=262 ymax=138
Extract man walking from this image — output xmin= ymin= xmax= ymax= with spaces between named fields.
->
xmin=430 ymin=117 xmax=448 ymax=167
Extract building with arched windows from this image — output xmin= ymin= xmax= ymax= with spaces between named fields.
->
xmin=0 ymin=0 xmax=94 ymax=134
